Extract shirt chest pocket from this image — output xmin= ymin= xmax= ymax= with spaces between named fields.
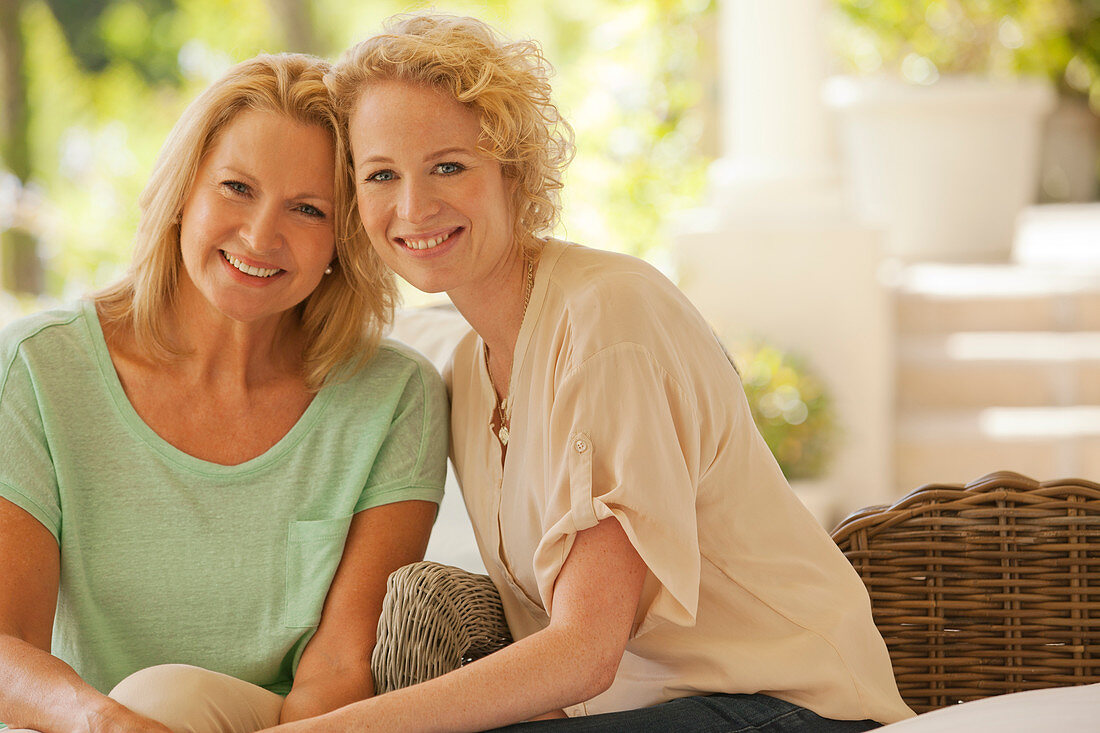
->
xmin=284 ymin=515 xmax=353 ymax=629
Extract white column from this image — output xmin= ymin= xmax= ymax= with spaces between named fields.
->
xmin=674 ymin=0 xmax=896 ymax=519
xmin=707 ymin=0 xmax=842 ymax=221
xmin=721 ymin=0 xmax=833 ymax=182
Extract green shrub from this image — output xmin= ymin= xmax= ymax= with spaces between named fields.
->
xmin=831 ymin=0 xmax=1091 ymax=93
xmin=732 ymin=341 xmax=839 ymax=481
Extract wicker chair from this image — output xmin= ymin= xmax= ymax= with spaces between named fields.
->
xmin=371 ymin=471 xmax=1100 ymax=713
xmin=831 ymin=470 xmax=1100 ymax=713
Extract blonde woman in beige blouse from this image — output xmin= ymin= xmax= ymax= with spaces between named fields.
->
xmin=259 ymin=13 xmax=916 ymax=733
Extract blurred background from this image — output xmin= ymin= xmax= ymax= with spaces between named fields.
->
xmin=3 ymin=0 xmax=1100 ymax=540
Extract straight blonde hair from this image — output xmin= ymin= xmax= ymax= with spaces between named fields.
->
xmin=97 ymin=53 xmax=396 ymax=389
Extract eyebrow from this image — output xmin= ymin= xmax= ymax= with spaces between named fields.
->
xmin=214 ymin=166 xmax=333 ymax=203
xmin=357 ymin=146 xmax=479 ymax=170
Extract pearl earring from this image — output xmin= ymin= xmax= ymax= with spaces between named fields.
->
xmin=324 ymin=265 xmax=333 ymax=275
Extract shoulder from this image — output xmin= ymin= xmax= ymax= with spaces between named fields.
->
xmin=0 ymin=303 xmax=90 ymax=381
xmin=539 ymin=241 xmax=714 ymax=366
xmin=545 ymin=240 xmax=674 ymax=297
xmin=339 ymin=337 xmax=448 ymax=404
xmin=375 ymin=336 xmax=440 ymax=370
xmin=0 ymin=303 xmax=86 ymax=350
xmin=548 ymin=241 xmax=694 ymax=324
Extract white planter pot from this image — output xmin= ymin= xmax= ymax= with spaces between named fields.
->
xmin=825 ymin=75 xmax=1055 ymax=262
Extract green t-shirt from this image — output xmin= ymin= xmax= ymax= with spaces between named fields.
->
xmin=0 ymin=300 xmax=448 ymax=698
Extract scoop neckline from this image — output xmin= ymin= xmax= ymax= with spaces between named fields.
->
xmin=81 ymin=299 xmax=334 ymax=477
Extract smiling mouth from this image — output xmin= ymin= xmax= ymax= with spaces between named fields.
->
xmin=222 ymin=250 xmax=283 ymax=278
xmin=398 ymin=228 xmax=461 ymax=251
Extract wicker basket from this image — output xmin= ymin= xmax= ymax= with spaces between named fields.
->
xmin=371 ymin=561 xmax=512 ymax=695
xmin=831 ymin=470 xmax=1100 ymax=713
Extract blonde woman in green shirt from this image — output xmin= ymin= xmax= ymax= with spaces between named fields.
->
xmin=0 ymin=53 xmax=449 ymax=732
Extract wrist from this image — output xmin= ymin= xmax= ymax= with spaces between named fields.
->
xmin=282 ymin=671 xmax=373 ymax=722
xmin=82 ymin=695 xmax=133 ymax=733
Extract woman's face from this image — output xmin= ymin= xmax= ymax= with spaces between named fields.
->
xmin=348 ymin=80 xmax=516 ymax=297
xmin=178 ymin=109 xmax=336 ymax=326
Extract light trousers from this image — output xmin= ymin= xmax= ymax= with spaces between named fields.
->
xmin=7 ymin=664 xmax=283 ymax=733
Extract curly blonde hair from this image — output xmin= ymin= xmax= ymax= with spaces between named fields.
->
xmin=327 ymin=14 xmax=575 ymax=258
xmin=96 ymin=53 xmax=396 ymax=389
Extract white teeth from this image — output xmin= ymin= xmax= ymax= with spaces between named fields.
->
xmin=403 ymin=233 xmax=448 ymax=250
xmin=222 ymin=251 xmax=281 ymax=278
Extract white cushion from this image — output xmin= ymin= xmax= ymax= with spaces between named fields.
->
xmin=878 ymin=684 xmax=1100 ymax=732
xmin=388 ymin=304 xmax=472 ymax=372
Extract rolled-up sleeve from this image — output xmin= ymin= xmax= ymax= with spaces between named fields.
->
xmin=533 ymin=343 xmax=702 ymax=636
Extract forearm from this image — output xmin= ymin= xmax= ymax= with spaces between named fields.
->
xmin=0 ymin=634 xmax=117 ymax=733
xmin=391 ymin=625 xmax=613 ymax=730
xmin=280 ymin=667 xmax=374 ymax=724
xmin=269 ymin=623 xmax=615 ymax=733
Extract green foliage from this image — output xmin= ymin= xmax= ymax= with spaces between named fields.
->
xmin=44 ymin=0 xmax=182 ymax=82
xmin=4 ymin=0 xmax=713 ymax=298
xmin=733 ymin=341 xmax=839 ymax=481
xmin=831 ymin=0 xmax=1098 ymax=97
xmin=556 ymin=0 xmax=713 ymax=260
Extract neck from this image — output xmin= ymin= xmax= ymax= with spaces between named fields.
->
xmin=164 ymin=282 xmax=306 ymax=391
xmin=449 ymin=251 xmax=531 ymax=368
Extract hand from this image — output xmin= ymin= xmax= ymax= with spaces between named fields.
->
xmin=257 ymin=708 xmax=353 ymax=733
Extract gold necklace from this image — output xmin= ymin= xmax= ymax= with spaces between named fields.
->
xmin=485 ymin=258 xmax=535 ymax=446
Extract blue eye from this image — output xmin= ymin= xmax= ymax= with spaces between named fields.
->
xmin=223 ymin=180 xmax=249 ymax=194
xmin=297 ymin=204 xmax=326 ymax=218
xmin=367 ymin=170 xmax=395 ymax=182
xmin=435 ymin=162 xmax=464 ymax=175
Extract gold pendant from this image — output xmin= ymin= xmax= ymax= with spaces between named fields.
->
xmin=498 ymin=425 xmax=510 ymax=445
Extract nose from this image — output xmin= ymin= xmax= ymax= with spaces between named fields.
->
xmin=240 ymin=202 xmax=283 ymax=254
xmin=396 ymin=178 xmax=441 ymax=225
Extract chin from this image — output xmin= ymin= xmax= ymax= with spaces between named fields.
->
xmin=391 ymin=269 xmax=452 ymax=296
xmin=410 ymin=281 xmax=451 ymax=295
xmin=208 ymin=296 xmax=285 ymax=325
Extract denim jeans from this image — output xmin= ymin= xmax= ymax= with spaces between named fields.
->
xmin=486 ymin=693 xmax=882 ymax=733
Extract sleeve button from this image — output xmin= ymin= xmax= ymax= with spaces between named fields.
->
xmin=573 ymin=437 xmax=589 ymax=453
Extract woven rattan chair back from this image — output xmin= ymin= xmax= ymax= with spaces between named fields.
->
xmin=830 ymin=471 xmax=1100 ymax=714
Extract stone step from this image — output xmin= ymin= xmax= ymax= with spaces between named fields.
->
xmin=897 ymin=331 xmax=1100 ymax=409
xmin=894 ymin=263 xmax=1100 ymax=334
xmin=894 ymin=406 xmax=1100 ymax=491
xmin=1014 ymin=203 xmax=1100 ymax=267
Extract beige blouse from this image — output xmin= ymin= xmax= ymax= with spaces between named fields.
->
xmin=446 ymin=240 xmax=914 ymax=724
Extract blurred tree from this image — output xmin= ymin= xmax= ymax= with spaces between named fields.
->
xmin=0 ymin=0 xmax=30 ymax=180
xmin=1 ymin=0 xmax=41 ymax=293
xmin=268 ymin=0 xmax=321 ymax=54
xmin=0 ymin=0 xmax=200 ymax=294
xmin=41 ymin=0 xmax=115 ymax=72
xmin=832 ymin=0 xmax=1092 ymax=89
